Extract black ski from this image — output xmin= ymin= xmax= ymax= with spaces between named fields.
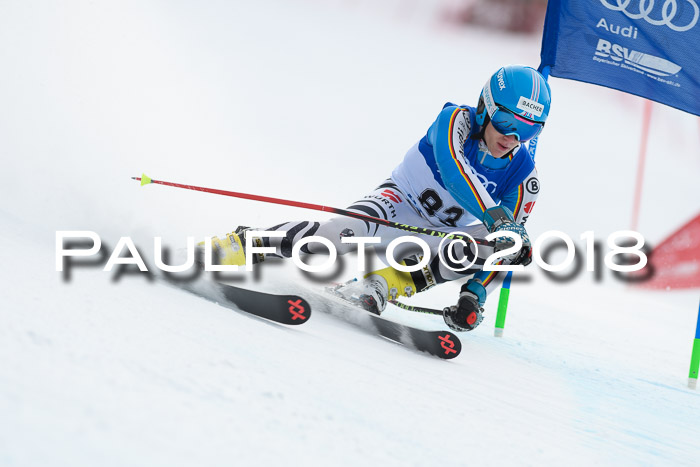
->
xmin=312 ymin=289 xmax=461 ymax=359
xmin=166 ymin=278 xmax=312 ymax=325
xmin=366 ymin=313 xmax=462 ymax=359
xmin=216 ymin=283 xmax=311 ymax=325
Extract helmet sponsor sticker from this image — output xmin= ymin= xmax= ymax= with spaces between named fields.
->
xmin=516 ymin=96 xmax=544 ymax=117
xmin=496 ymin=67 xmax=506 ymax=90
xmin=482 ymin=82 xmax=497 ymax=117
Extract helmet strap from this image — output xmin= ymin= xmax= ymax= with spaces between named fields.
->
xmin=474 ymin=114 xmax=489 ymax=140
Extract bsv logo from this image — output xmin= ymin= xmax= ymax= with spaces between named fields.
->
xmin=595 ymin=38 xmax=682 ymax=75
xmin=600 ymin=0 xmax=699 ymax=32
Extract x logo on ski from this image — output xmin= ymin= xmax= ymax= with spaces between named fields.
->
xmin=287 ymin=299 xmax=308 ymax=321
xmin=438 ymin=334 xmax=458 ymax=355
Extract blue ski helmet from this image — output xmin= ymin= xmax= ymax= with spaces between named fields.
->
xmin=475 ymin=65 xmax=551 ymax=142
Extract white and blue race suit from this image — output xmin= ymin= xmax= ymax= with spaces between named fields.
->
xmin=255 ymin=103 xmax=540 ymax=297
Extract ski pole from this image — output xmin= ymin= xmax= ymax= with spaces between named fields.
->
xmin=388 ymin=299 xmax=442 ymax=315
xmin=132 ymin=174 xmax=495 ymax=247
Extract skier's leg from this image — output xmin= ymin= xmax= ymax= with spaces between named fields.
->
xmin=200 ymin=179 xmax=415 ymax=266
xmin=334 ymin=223 xmax=504 ymax=314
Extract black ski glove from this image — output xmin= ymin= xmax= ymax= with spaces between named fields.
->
xmin=443 ymin=291 xmax=484 ymax=332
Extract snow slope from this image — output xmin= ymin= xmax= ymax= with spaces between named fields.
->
xmin=1 ymin=0 xmax=699 ymax=465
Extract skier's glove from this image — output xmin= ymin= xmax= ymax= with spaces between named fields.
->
xmin=442 ymin=280 xmax=485 ymax=332
xmin=483 ymin=206 xmax=532 ymax=266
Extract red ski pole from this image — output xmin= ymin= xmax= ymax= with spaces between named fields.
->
xmin=132 ymin=173 xmax=494 ymax=247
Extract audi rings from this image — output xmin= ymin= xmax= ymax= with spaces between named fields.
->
xmin=600 ymin=0 xmax=699 ymax=32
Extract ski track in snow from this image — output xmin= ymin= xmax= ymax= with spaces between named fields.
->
xmin=1 ymin=0 xmax=699 ymax=465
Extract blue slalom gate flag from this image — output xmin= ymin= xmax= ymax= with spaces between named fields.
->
xmin=539 ymin=0 xmax=700 ymax=116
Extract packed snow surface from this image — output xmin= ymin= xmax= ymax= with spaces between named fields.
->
xmin=1 ymin=0 xmax=699 ymax=465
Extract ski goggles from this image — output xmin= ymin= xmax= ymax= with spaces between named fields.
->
xmin=489 ymin=106 xmax=544 ymax=142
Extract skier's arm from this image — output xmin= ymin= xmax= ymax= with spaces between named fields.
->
xmin=455 ymin=168 xmax=540 ymax=317
xmin=428 ymin=106 xmax=497 ymax=221
xmin=500 ymin=167 xmax=539 ymax=225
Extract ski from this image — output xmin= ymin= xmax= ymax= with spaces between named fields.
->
xmin=366 ymin=313 xmax=462 ymax=359
xmin=216 ymin=283 xmax=312 ymax=325
xmin=167 ymin=278 xmax=312 ymax=325
xmin=311 ymin=289 xmax=461 ymax=359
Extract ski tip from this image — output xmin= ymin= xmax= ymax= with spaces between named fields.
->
xmin=494 ymin=328 xmax=504 ymax=338
xmin=140 ymin=173 xmax=152 ymax=186
xmin=690 ymin=378 xmax=698 ymax=390
xmin=436 ymin=331 xmax=461 ymax=359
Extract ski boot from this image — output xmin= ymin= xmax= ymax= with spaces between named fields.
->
xmin=196 ymin=226 xmax=264 ymax=267
xmin=328 ymin=258 xmax=421 ymax=315
xmin=328 ymin=275 xmax=389 ymax=315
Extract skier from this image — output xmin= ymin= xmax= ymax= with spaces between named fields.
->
xmin=204 ymin=65 xmax=551 ymax=332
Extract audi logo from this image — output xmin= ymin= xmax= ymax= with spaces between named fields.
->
xmin=600 ymin=0 xmax=699 ymax=32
